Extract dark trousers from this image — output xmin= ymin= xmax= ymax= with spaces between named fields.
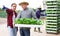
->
xmin=20 ymin=28 xmax=30 ymax=36
xmin=34 ymin=27 xmax=40 ymax=32
xmin=38 ymin=28 xmax=40 ymax=32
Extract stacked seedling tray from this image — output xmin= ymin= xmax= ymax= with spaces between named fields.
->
xmin=57 ymin=0 xmax=60 ymax=32
xmin=14 ymin=18 xmax=42 ymax=25
xmin=46 ymin=0 xmax=59 ymax=34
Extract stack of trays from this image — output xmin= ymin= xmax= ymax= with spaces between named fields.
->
xmin=57 ymin=0 xmax=60 ymax=32
xmin=46 ymin=0 xmax=59 ymax=33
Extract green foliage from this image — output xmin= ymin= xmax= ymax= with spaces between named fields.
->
xmin=0 ymin=11 xmax=6 ymax=18
xmin=14 ymin=18 xmax=42 ymax=25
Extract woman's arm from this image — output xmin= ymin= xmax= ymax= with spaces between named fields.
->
xmin=2 ymin=5 xmax=13 ymax=14
xmin=41 ymin=10 xmax=45 ymax=12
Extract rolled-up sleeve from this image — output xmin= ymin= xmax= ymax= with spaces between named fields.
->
xmin=6 ymin=9 xmax=13 ymax=14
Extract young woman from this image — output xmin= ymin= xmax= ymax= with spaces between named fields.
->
xmin=34 ymin=6 xmax=46 ymax=32
xmin=2 ymin=3 xmax=18 ymax=36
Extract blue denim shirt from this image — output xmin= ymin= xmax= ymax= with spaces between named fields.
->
xmin=17 ymin=8 xmax=37 ymax=19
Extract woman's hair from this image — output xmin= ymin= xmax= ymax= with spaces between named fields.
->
xmin=11 ymin=3 xmax=17 ymax=6
xmin=38 ymin=8 xmax=41 ymax=10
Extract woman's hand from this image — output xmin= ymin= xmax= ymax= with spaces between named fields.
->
xmin=2 ymin=5 xmax=8 ymax=10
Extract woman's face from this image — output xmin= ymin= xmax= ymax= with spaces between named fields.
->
xmin=11 ymin=4 xmax=17 ymax=11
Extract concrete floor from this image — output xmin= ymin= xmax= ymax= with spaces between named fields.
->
xmin=0 ymin=18 xmax=60 ymax=36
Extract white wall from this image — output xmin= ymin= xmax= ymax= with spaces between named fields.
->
xmin=0 ymin=0 xmax=45 ymax=10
